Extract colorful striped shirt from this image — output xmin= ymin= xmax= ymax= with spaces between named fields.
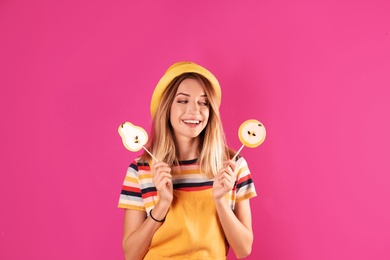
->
xmin=118 ymin=157 xmax=256 ymax=215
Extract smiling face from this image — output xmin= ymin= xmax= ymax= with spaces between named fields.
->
xmin=170 ymin=78 xmax=210 ymax=142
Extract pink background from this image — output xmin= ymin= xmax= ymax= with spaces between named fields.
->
xmin=1 ymin=0 xmax=390 ymax=259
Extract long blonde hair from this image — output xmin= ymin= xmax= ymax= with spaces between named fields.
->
xmin=142 ymin=73 xmax=234 ymax=178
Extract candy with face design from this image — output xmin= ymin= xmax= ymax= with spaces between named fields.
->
xmin=118 ymin=122 xmax=148 ymax=152
xmin=238 ymin=119 xmax=266 ymax=148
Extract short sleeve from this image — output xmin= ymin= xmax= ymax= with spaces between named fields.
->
xmin=235 ymin=157 xmax=257 ymax=203
xmin=118 ymin=161 xmax=146 ymax=211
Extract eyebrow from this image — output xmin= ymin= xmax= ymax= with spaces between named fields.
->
xmin=175 ymin=93 xmax=207 ymax=97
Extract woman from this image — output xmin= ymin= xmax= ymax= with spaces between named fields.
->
xmin=118 ymin=61 xmax=257 ymax=259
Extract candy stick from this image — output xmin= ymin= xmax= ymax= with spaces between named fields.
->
xmin=142 ymin=146 xmax=158 ymax=162
xmin=232 ymin=144 xmax=245 ymax=161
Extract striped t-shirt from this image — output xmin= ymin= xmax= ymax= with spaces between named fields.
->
xmin=118 ymin=157 xmax=257 ymax=215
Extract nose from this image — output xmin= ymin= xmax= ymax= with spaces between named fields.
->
xmin=187 ymin=100 xmax=199 ymax=114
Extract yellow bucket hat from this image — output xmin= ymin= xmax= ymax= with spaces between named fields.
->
xmin=150 ymin=61 xmax=221 ymax=118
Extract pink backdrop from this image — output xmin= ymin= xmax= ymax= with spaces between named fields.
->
xmin=1 ymin=1 xmax=390 ymax=259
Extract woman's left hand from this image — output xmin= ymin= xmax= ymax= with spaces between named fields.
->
xmin=212 ymin=160 xmax=237 ymax=200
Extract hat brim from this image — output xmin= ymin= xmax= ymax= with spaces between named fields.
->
xmin=150 ymin=61 xmax=221 ymax=118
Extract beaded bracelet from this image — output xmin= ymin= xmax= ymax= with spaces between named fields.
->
xmin=149 ymin=209 xmax=166 ymax=223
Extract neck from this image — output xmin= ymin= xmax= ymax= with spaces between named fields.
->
xmin=176 ymin=137 xmax=199 ymax=161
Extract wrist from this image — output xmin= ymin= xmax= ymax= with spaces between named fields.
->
xmin=213 ymin=194 xmax=228 ymax=204
xmin=157 ymin=197 xmax=172 ymax=210
xmin=149 ymin=208 xmax=166 ymax=222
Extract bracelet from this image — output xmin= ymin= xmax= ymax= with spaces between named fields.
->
xmin=149 ymin=209 xmax=166 ymax=223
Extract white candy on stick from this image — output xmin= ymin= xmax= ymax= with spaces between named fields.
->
xmin=232 ymin=119 xmax=266 ymax=160
xmin=118 ymin=122 xmax=157 ymax=161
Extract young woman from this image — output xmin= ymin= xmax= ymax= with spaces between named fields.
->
xmin=118 ymin=61 xmax=257 ymax=259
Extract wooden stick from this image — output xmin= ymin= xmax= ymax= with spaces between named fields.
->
xmin=232 ymin=144 xmax=245 ymax=160
xmin=142 ymin=146 xmax=158 ymax=162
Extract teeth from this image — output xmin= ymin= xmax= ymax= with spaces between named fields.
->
xmin=183 ymin=120 xmax=200 ymax=124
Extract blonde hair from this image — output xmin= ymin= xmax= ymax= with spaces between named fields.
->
xmin=142 ymin=73 xmax=234 ymax=178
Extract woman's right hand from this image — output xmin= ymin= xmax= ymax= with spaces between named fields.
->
xmin=152 ymin=162 xmax=173 ymax=205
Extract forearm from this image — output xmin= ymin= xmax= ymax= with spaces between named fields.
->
xmin=214 ymin=198 xmax=253 ymax=259
xmin=122 ymin=203 xmax=170 ymax=260
xmin=122 ymin=219 xmax=159 ymax=260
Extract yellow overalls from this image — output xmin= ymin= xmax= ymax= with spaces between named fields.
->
xmin=144 ymin=189 xmax=228 ymax=259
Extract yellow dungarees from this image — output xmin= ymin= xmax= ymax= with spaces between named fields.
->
xmin=144 ymin=189 xmax=228 ymax=259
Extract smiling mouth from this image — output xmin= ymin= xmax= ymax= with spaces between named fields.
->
xmin=183 ymin=120 xmax=201 ymax=125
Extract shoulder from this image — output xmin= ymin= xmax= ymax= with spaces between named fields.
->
xmin=130 ymin=157 xmax=151 ymax=168
xmin=234 ymin=156 xmax=252 ymax=180
xmin=127 ymin=157 xmax=152 ymax=177
xmin=235 ymin=156 xmax=249 ymax=168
